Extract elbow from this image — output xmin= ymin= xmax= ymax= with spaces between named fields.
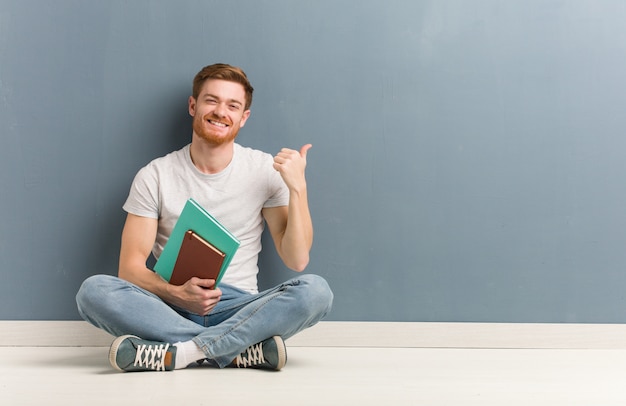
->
xmin=287 ymin=255 xmax=309 ymax=273
xmin=117 ymin=267 xmax=134 ymax=283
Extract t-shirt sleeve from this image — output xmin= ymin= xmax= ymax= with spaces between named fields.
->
xmin=122 ymin=164 xmax=160 ymax=219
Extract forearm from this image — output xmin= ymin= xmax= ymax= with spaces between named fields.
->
xmin=118 ymin=214 xmax=220 ymax=316
xmin=119 ymin=260 xmax=178 ymax=304
xmin=280 ymin=187 xmax=313 ymax=271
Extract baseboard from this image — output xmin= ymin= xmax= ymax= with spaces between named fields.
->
xmin=3 ymin=321 xmax=626 ymax=348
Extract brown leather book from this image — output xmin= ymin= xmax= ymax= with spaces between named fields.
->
xmin=168 ymin=230 xmax=226 ymax=289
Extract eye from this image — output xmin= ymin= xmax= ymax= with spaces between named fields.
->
xmin=229 ymin=104 xmax=240 ymax=110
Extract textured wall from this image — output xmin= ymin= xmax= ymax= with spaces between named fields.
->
xmin=2 ymin=1 xmax=626 ymax=321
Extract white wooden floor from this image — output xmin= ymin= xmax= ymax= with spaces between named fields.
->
xmin=3 ymin=345 xmax=626 ymax=405
xmin=4 ymin=322 xmax=626 ymax=405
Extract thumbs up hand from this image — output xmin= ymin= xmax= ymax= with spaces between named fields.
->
xmin=273 ymin=144 xmax=312 ymax=192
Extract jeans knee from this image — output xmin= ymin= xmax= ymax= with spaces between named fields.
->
xmin=296 ymin=274 xmax=334 ymax=318
xmin=75 ymin=274 xmax=116 ymax=318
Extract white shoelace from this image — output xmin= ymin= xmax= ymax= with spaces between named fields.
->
xmin=236 ymin=343 xmax=265 ymax=367
xmin=134 ymin=342 xmax=170 ymax=371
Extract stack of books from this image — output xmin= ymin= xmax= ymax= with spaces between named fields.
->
xmin=154 ymin=198 xmax=240 ymax=289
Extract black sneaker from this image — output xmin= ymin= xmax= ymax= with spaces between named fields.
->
xmin=233 ymin=336 xmax=287 ymax=370
xmin=109 ymin=335 xmax=176 ymax=372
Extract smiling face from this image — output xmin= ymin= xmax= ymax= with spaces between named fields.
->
xmin=189 ymin=79 xmax=251 ymax=146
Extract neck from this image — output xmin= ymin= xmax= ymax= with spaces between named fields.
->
xmin=189 ymin=135 xmax=234 ymax=174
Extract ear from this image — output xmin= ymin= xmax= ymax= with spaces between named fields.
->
xmin=239 ymin=110 xmax=251 ymax=128
xmin=188 ymin=96 xmax=196 ymax=116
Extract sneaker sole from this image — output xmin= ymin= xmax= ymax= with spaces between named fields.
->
xmin=109 ymin=334 xmax=139 ymax=372
xmin=273 ymin=336 xmax=287 ymax=371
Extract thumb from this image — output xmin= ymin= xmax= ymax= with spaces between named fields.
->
xmin=300 ymin=144 xmax=312 ymax=158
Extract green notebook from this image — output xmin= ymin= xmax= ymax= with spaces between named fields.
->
xmin=154 ymin=198 xmax=240 ymax=287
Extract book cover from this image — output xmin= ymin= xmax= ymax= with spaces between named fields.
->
xmin=154 ymin=198 xmax=240 ymax=287
xmin=168 ymin=230 xmax=226 ymax=288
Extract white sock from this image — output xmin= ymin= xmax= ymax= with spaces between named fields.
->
xmin=173 ymin=340 xmax=206 ymax=369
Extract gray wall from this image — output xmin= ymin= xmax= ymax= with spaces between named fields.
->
xmin=2 ymin=0 xmax=626 ymax=322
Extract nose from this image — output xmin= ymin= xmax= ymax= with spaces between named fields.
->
xmin=213 ymin=102 xmax=227 ymax=118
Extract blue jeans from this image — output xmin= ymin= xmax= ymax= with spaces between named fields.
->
xmin=76 ymin=274 xmax=333 ymax=368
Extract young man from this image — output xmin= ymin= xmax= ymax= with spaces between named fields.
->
xmin=76 ymin=63 xmax=333 ymax=372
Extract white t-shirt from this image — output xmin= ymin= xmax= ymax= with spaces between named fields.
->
xmin=123 ymin=143 xmax=289 ymax=293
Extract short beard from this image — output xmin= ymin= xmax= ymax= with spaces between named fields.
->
xmin=192 ymin=113 xmax=239 ymax=146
